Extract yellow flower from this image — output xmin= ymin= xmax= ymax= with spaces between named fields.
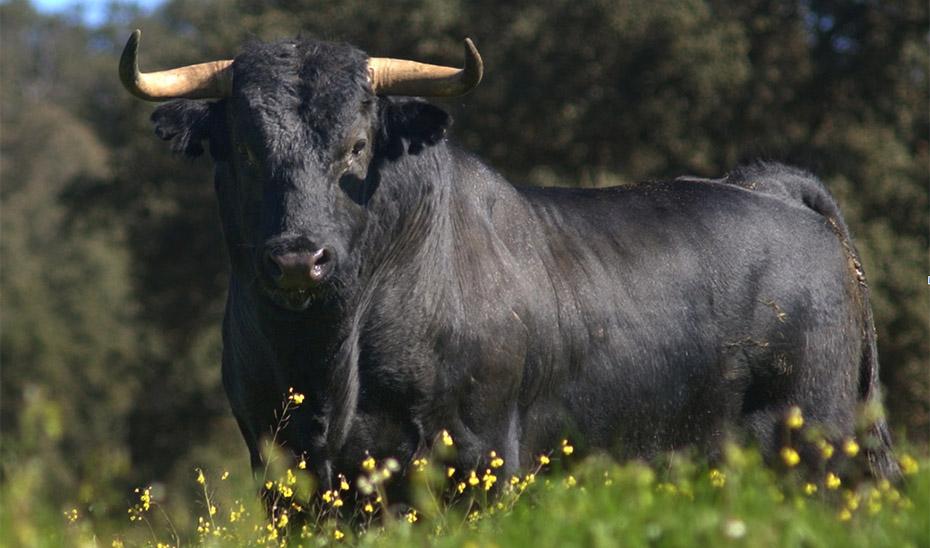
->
xmin=264 ymin=481 xmax=273 ymax=490
xmin=565 ymin=475 xmax=577 ymax=487
xmin=457 ymin=482 xmax=466 ymax=493
xmin=838 ymin=508 xmax=852 ymax=521
xmin=825 ymin=472 xmax=842 ymax=490
xmin=818 ymin=439 xmax=834 ymax=460
xmin=64 ymin=508 xmax=79 ymax=523
xmin=413 ymin=458 xmax=429 ymax=472
xmin=447 ymin=466 xmax=456 ymax=478
xmin=333 ymin=529 xmax=345 ymax=540
xmin=899 ymin=454 xmax=919 ymax=475
xmin=196 ymin=469 xmax=206 ymax=485
xmin=843 ymin=439 xmax=859 ymax=457
xmin=482 ymin=470 xmax=497 ymax=490
xmin=209 ymin=505 xmax=217 ymax=516
xmin=405 ymin=510 xmax=418 ymax=523
xmin=276 ymin=513 xmax=288 ymax=528
xmin=112 ymin=540 xmax=125 ymax=548
xmin=441 ymin=430 xmax=454 ymax=447
xmin=287 ymin=387 xmax=305 ymax=405
xmin=340 ymin=477 xmax=350 ymax=491
xmin=561 ymin=439 xmax=574 ymax=455
xmin=364 ymin=502 xmax=374 ymax=513
xmin=468 ymin=470 xmax=479 ymax=486
xmin=298 ymin=458 xmax=307 ymax=470
xmin=362 ymin=456 xmax=376 ymax=471
xmin=538 ymin=454 xmax=550 ymax=465
xmin=786 ymin=406 xmax=804 ymax=429
xmin=709 ymin=469 xmax=726 ymax=488
xmin=220 ymin=470 xmax=230 ymax=480
xmin=333 ymin=498 xmax=344 ymax=508
xmin=803 ymin=482 xmax=818 ymax=495
xmin=286 ymin=469 xmax=297 ymax=485
xmin=490 ymin=456 xmax=504 ymax=468
xmin=322 ymin=490 xmax=334 ymax=503
xmin=278 ymin=485 xmax=293 ymax=498
xmin=780 ymin=447 xmax=800 ymax=467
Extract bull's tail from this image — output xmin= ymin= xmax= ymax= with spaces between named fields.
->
xmin=727 ymin=162 xmax=900 ymax=479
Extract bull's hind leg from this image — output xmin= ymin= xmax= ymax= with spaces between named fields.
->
xmin=739 ymin=325 xmax=860 ymax=474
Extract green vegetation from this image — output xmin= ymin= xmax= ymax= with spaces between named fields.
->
xmin=1 ymin=0 xmax=926 ymax=545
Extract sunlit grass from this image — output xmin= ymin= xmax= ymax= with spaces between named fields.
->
xmin=3 ymin=391 xmax=927 ymax=547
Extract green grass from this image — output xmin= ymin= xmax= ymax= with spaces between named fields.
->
xmin=3 ymin=440 xmax=927 ymax=547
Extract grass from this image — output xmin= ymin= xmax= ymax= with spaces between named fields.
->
xmin=3 ymin=397 xmax=927 ymax=547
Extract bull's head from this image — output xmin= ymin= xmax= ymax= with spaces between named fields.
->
xmin=121 ymin=30 xmax=482 ymax=312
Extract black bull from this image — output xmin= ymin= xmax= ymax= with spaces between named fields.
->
xmin=136 ymin=36 xmax=898 ymax=485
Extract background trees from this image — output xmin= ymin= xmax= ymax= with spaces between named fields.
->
xmin=2 ymin=0 xmax=926 ymax=521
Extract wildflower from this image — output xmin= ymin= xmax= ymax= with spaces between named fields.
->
xmin=112 ymin=540 xmax=125 ymax=548
xmin=565 ymin=475 xmax=577 ymax=487
xmin=447 ymin=466 xmax=456 ymax=478
xmin=843 ymin=439 xmax=859 ymax=457
xmin=405 ymin=509 xmax=418 ymax=523
xmin=780 ymin=447 xmax=800 ymax=467
xmin=364 ymin=502 xmax=374 ymax=513
xmin=278 ymin=484 xmax=293 ymax=498
xmin=362 ymin=456 xmax=376 ymax=471
xmin=723 ymin=518 xmax=746 ymax=540
xmin=838 ymin=508 xmax=852 ymax=521
xmin=286 ymin=468 xmax=297 ymax=485
xmin=490 ymin=451 xmax=504 ymax=468
xmin=538 ymin=454 xmax=550 ymax=465
xmin=786 ymin=406 xmax=804 ymax=429
xmin=818 ymin=439 xmax=835 ymax=460
xmin=561 ymin=439 xmax=574 ymax=455
xmin=264 ymin=481 xmax=273 ymax=490
xmin=209 ymin=505 xmax=217 ymax=516
xmin=467 ymin=510 xmax=481 ymax=523
xmin=333 ymin=529 xmax=345 ymax=540
xmin=844 ymin=490 xmax=860 ymax=511
xmin=825 ymin=472 xmax=842 ymax=490
xmin=441 ymin=430 xmax=454 ymax=447
xmin=468 ymin=470 xmax=480 ymax=486
xmin=483 ymin=470 xmax=497 ymax=490
xmin=298 ymin=458 xmax=308 ymax=470
xmin=288 ymin=387 xmax=305 ymax=405
xmin=413 ymin=458 xmax=429 ymax=472
xmin=322 ymin=490 xmax=334 ymax=503
xmin=333 ymin=498 xmax=344 ymax=508
xmin=457 ymin=482 xmax=467 ymax=493
xmin=709 ymin=469 xmax=726 ymax=488
xmin=196 ymin=469 xmax=206 ymax=485
xmin=385 ymin=458 xmax=400 ymax=472
xmin=510 ymin=475 xmax=520 ymax=485
xmin=803 ymin=483 xmax=818 ymax=495
xmin=139 ymin=487 xmax=151 ymax=511
xmin=277 ymin=513 xmax=289 ymax=528
xmin=899 ymin=454 xmax=919 ymax=475
xmin=221 ymin=470 xmax=230 ymax=480
xmin=64 ymin=508 xmax=79 ymax=523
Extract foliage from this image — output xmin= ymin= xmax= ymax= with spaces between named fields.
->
xmin=0 ymin=0 xmax=927 ymax=540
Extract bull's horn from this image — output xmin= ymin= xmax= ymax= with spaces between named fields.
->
xmin=368 ymin=38 xmax=483 ymax=96
xmin=119 ymin=29 xmax=233 ymax=101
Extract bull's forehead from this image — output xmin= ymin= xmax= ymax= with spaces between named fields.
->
xmin=231 ymin=38 xmax=373 ymax=160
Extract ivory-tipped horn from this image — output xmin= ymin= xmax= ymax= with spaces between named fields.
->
xmin=368 ymin=38 xmax=483 ymax=97
xmin=119 ymin=29 xmax=233 ymax=101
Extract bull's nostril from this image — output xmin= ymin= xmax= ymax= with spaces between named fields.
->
xmin=314 ymin=247 xmax=333 ymax=266
xmin=264 ymin=251 xmax=283 ymax=280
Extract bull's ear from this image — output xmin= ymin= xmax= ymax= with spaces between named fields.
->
xmin=151 ymin=100 xmax=220 ymax=158
xmin=384 ymin=99 xmax=452 ymax=153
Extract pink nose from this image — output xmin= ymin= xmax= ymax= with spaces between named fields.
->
xmin=264 ymin=247 xmax=334 ymax=290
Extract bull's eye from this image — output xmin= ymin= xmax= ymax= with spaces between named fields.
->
xmin=351 ymin=139 xmax=367 ymax=156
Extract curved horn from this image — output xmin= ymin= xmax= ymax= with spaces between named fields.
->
xmin=119 ymin=29 xmax=233 ymax=101
xmin=368 ymin=38 xmax=483 ymax=97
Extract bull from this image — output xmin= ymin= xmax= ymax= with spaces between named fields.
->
xmin=119 ymin=30 xmax=898 ymax=487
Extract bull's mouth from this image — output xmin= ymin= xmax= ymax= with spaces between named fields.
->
xmin=259 ymin=279 xmax=325 ymax=312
